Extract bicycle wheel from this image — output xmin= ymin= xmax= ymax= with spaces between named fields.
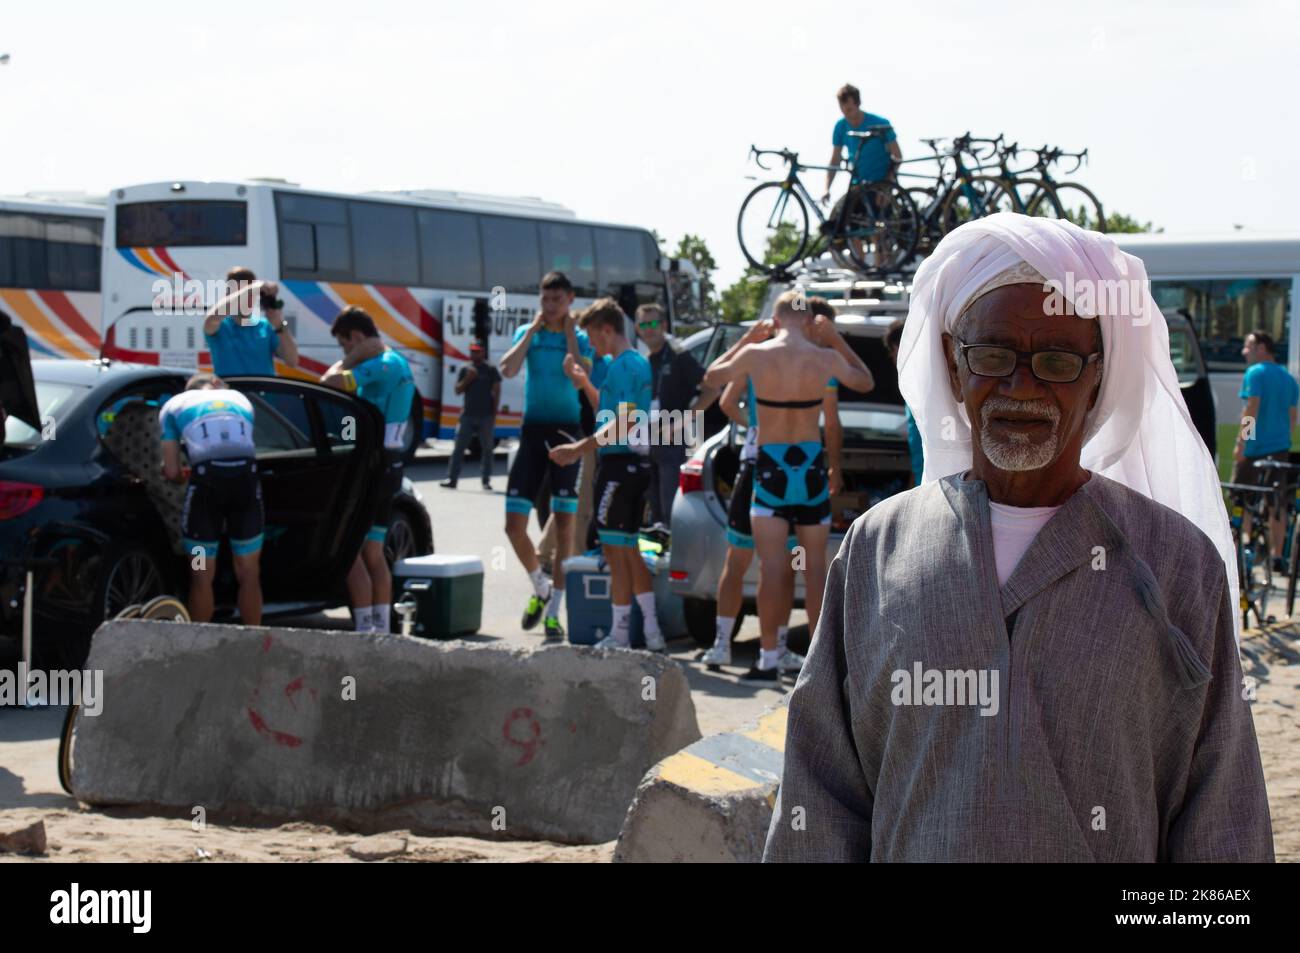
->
xmin=836 ymin=181 xmax=919 ymax=275
xmin=737 ymin=182 xmax=810 ymax=273
xmin=1248 ymin=523 xmax=1272 ymax=626
xmin=1001 ymin=177 xmax=1062 ymax=218
xmin=1030 ymin=181 xmax=1106 ymax=232
xmin=906 ymin=187 xmax=943 ymax=256
xmin=937 ymin=176 xmax=1015 ymax=234
xmin=1287 ymin=514 xmax=1300 ymax=617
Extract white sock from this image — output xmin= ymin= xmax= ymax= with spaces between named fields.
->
xmin=635 ymin=591 xmax=660 ymax=636
xmin=547 ymin=588 xmax=564 ymax=619
xmin=371 ymin=604 xmax=390 ymax=633
xmin=776 ymin=625 xmax=789 ymax=655
xmin=714 ymin=615 xmax=735 ymax=648
xmin=759 ymin=647 xmax=781 ymax=670
xmin=610 ymin=604 xmax=632 ymax=645
xmin=528 ymin=567 xmax=551 ymax=598
xmin=354 ymin=606 xmax=373 ymax=632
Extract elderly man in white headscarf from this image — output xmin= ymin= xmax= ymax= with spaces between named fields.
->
xmin=764 ymin=213 xmax=1273 ymax=862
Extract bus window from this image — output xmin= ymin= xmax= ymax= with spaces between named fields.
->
xmin=351 ymin=201 xmax=419 ymax=286
xmin=276 ymin=193 xmax=351 ymax=280
xmin=540 ymin=222 xmax=596 ymax=296
xmin=595 ymin=227 xmax=657 ymax=296
xmin=115 ymin=200 xmax=247 ymax=247
xmin=1150 ymin=277 xmax=1291 ymax=372
xmin=481 ymin=216 xmax=541 ymax=293
xmin=0 ymin=212 xmax=102 ymax=291
xmin=418 ymin=209 xmax=483 ymax=290
xmin=46 ymin=217 xmax=102 ymax=291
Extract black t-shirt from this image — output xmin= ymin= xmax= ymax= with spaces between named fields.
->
xmin=458 ymin=362 xmax=501 ymax=419
xmin=647 ymin=342 xmax=705 ymax=460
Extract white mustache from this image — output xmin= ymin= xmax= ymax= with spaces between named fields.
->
xmin=980 ymin=397 xmax=1061 ymax=428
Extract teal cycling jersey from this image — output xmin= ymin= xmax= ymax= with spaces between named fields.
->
xmin=348 ymin=348 xmax=416 ymax=450
xmin=598 ymin=348 xmax=653 ymax=457
xmin=205 ymin=314 xmax=278 ymax=377
xmin=513 ymin=324 xmax=594 ymax=425
xmin=158 ymin=388 xmax=256 ymax=463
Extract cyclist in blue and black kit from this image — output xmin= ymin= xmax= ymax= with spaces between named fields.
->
xmin=322 ymin=306 xmax=416 ymax=634
xmin=160 ymin=373 xmax=264 ymax=625
xmin=550 ymin=298 xmax=665 ymax=652
xmin=499 ymin=271 xmax=595 ymax=640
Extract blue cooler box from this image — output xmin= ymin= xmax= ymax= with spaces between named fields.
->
xmin=391 ymin=555 xmax=484 ymax=638
xmin=562 ymin=550 xmax=686 ymax=646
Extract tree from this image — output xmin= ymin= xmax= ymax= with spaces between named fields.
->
xmin=718 ymin=221 xmax=804 ymax=324
xmin=1104 ymin=210 xmax=1161 ymax=234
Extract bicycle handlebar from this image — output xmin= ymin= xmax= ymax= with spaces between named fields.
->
xmin=750 ymin=144 xmax=798 ymax=171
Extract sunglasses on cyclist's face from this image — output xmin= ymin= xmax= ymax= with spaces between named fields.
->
xmin=638 ymin=320 xmax=661 ymax=330
xmin=955 ymin=340 xmax=1101 ymax=384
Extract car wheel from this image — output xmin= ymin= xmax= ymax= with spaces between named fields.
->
xmin=384 ymin=507 xmax=421 ymax=567
xmin=684 ymin=597 xmax=719 ymax=647
xmin=51 ymin=546 xmax=169 ymax=669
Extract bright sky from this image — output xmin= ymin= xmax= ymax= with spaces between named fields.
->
xmin=3 ymin=0 xmax=1297 ymax=287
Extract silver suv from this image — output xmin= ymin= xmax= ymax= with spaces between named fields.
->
xmin=668 ymin=292 xmax=913 ymax=648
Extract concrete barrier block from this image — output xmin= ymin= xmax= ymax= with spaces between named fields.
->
xmin=614 ymin=700 xmax=788 ymax=863
xmin=69 ymin=620 xmax=701 ymax=844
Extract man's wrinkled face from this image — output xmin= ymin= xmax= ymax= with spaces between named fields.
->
xmin=540 ymin=288 xmax=574 ymax=322
xmin=943 ymin=284 xmax=1103 ymax=473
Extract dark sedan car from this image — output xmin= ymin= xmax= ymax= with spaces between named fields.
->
xmin=1 ymin=359 xmax=433 ymax=668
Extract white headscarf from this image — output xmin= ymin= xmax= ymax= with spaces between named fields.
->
xmin=897 ymin=213 xmax=1238 ymax=640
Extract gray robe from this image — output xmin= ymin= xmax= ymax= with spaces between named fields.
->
xmin=763 ymin=471 xmax=1274 ymax=862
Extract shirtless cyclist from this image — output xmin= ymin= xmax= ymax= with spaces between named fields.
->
xmin=703 ymin=290 xmax=873 ymax=679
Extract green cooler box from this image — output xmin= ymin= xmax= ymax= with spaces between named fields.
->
xmin=392 ymin=555 xmax=483 ymax=638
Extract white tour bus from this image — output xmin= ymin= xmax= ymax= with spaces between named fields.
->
xmin=100 ymin=179 xmax=696 ymax=455
xmin=0 ymin=194 xmax=104 ymax=360
xmin=1113 ymin=232 xmax=1300 ymax=422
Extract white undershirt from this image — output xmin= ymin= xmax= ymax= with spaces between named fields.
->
xmin=988 ymin=501 xmax=1062 ymax=587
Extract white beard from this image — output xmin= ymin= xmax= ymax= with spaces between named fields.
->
xmin=979 ymin=398 xmax=1062 ymax=472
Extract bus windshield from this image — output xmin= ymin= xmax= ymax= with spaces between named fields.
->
xmin=116 ymin=200 xmax=248 ymax=247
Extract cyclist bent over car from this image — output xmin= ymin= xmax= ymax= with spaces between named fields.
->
xmin=160 ymin=373 xmax=264 ymax=624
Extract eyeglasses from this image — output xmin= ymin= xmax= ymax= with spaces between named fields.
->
xmin=955 ymin=341 xmax=1101 ymax=384
xmin=637 ymin=320 xmax=661 ymax=329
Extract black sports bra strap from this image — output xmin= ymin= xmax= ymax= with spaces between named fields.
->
xmin=754 ymin=395 xmax=824 ymax=409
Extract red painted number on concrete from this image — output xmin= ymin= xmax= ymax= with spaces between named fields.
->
xmin=503 ymin=707 xmax=544 ymax=766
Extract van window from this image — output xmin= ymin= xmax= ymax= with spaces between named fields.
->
xmin=418 ymin=209 xmax=483 ymax=289
xmin=481 ymin=216 xmax=541 ymax=293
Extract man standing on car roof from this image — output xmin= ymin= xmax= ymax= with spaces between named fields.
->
xmin=498 ymin=271 xmax=595 ymax=641
xmin=321 ymin=306 xmax=416 ymax=634
xmin=203 ymin=266 xmax=299 ymax=377
xmin=160 ymin=372 xmax=264 ymax=625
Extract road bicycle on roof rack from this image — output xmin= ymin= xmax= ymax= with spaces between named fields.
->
xmin=736 ymin=136 xmax=919 ymax=277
